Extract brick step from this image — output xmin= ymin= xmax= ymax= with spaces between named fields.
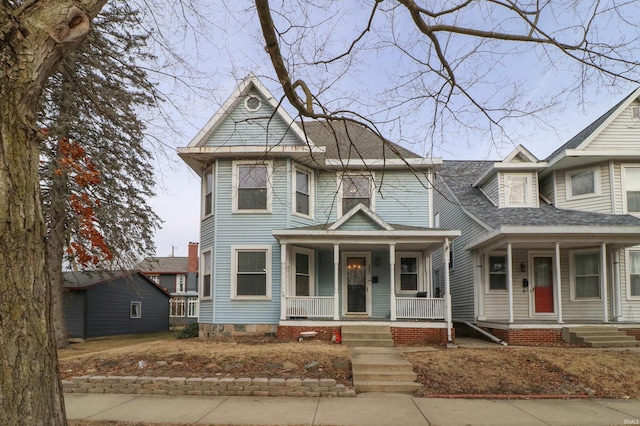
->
xmin=354 ymin=380 xmax=421 ymax=393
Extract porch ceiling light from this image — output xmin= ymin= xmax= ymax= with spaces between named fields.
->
xmin=520 ymin=262 xmax=526 ymax=273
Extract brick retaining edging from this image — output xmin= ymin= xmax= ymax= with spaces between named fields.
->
xmin=62 ymin=376 xmax=355 ymax=397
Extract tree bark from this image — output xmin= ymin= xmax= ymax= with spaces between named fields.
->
xmin=0 ymin=1 xmax=106 ymax=424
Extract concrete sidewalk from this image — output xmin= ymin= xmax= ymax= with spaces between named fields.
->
xmin=65 ymin=393 xmax=640 ymax=425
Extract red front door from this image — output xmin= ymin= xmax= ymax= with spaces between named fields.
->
xmin=533 ymin=257 xmax=554 ymax=313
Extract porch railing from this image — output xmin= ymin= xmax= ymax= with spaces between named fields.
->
xmin=396 ymin=297 xmax=445 ymax=320
xmin=285 ymin=296 xmax=334 ymax=318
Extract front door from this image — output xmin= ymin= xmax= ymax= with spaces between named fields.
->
xmin=533 ymin=256 xmax=554 ymax=313
xmin=343 ymin=253 xmax=370 ymax=315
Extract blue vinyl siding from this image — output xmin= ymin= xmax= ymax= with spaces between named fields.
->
xmin=370 ymin=250 xmax=391 ymax=318
xmin=203 ymin=89 xmax=302 ymax=148
xmin=316 ymin=171 xmax=339 ymax=224
xmin=376 ymin=170 xmax=430 ymax=227
xmin=337 ymin=212 xmax=384 ymax=230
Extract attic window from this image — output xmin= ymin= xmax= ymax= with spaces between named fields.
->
xmin=631 ymin=106 xmax=640 ymax=119
xmin=245 ymin=95 xmax=261 ymax=112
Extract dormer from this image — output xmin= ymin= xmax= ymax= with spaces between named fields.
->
xmin=473 ymin=145 xmax=548 ymax=208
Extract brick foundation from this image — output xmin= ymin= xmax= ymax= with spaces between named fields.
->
xmin=390 ymin=327 xmax=453 ymax=346
xmin=277 ymin=326 xmax=340 ymax=341
xmin=62 ymin=376 xmax=354 ymax=397
xmin=484 ymin=328 xmax=562 ymax=346
xmin=199 ymin=323 xmax=278 ymax=338
xmin=623 ymin=329 xmax=640 ymax=341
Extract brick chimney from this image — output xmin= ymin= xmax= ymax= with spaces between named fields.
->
xmin=188 ymin=242 xmax=199 ymax=273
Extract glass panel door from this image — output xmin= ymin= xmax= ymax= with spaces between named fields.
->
xmin=347 ymin=257 xmax=367 ymax=313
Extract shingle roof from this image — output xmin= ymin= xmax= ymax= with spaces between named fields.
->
xmin=300 ymin=121 xmax=422 ymax=160
xmin=439 ymin=160 xmax=640 ymax=229
xmin=63 ymin=270 xmax=136 ymax=288
xmin=544 ymin=88 xmax=637 ymax=162
xmin=136 ymin=257 xmax=188 ymax=273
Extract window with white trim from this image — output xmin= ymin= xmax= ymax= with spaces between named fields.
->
xmin=395 ymin=252 xmax=422 ymax=293
xmin=293 ymin=247 xmax=314 ymax=296
xmin=204 ymin=169 xmax=213 ymax=216
xmin=187 ymin=297 xmax=199 ymax=317
xmin=340 ymin=173 xmax=373 ymax=215
xmin=570 ymin=250 xmax=601 ymax=300
xmin=170 ymin=298 xmax=185 ymax=317
xmin=176 ymin=274 xmax=186 ymax=293
xmin=623 ymin=166 xmax=640 ymax=213
xmin=293 ymin=166 xmax=313 ymax=217
xmin=201 ymin=251 xmax=212 ymax=299
xmin=130 ymin=301 xmax=142 ymax=318
xmin=629 ymin=250 xmax=640 ymax=298
xmin=566 ymin=166 xmax=600 ymax=199
xmin=434 ymin=212 xmax=440 ymax=228
xmin=487 ymin=254 xmax=507 ymax=291
xmin=503 ymin=173 xmax=535 ymax=207
xmin=147 ymin=274 xmax=160 ymax=285
xmin=233 ymin=161 xmax=272 ymax=213
xmin=232 ymin=246 xmax=272 ymax=299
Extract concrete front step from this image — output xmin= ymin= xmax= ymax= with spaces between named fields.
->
xmin=341 ymin=325 xmax=394 ymax=347
xmin=352 ymin=370 xmax=417 ymax=382
xmin=342 ymin=331 xmax=393 ymax=340
xmin=588 ymin=340 xmax=639 ymax=348
xmin=343 ymin=339 xmax=394 ymax=347
xmin=342 ymin=325 xmax=391 ymax=333
xmin=577 ymin=335 xmax=636 ymax=342
xmin=562 ymin=327 xmax=639 ymax=347
xmin=355 ymin=381 xmax=422 ymax=393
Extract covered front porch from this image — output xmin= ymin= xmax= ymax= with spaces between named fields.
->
xmin=272 ymin=205 xmax=460 ymax=343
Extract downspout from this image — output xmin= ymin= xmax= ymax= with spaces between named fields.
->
xmin=212 ymin=159 xmax=219 ymax=324
xmin=462 ymin=321 xmax=508 ymax=346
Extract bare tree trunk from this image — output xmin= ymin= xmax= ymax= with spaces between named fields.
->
xmin=48 ymin=142 xmax=71 ymax=349
xmin=0 ymin=1 xmax=106 ymax=423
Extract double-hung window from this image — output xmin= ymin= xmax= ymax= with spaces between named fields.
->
xmin=201 ymin=251 xmax=212 ymax=299
xmin=293 ymin=247 xmax=314 ymax=296
xmin=629 ymin=250 xmax=640 ymax=298
xmin=293 ymin=166 xmax=313 ymax=217
xmin=187 ymin=297 xmax=199 ymax=317
xmin=170 ymin=298 xmax=185 ymax=317
xmin=571 ymin=250 xmax=600 ymax=300
xmin=341 ymin=173 xmax=372 ymax=215
xmin=623 ymin=166 xmax=640 ymax=213
xmin=176 ymin=274 xmax=186 ymax=293
xmin=204 ymin=170 xmax=213 ymax=216
xmin=395 ymin=252 xmax=422 ymax=293
xmin=232 ymin=246 xmax=272 ymax=299
xmin=566 ymin=167 xmax=600 ymax=199
xmin=130 ymin=301 xmax=142 ymax=318
xmin=503 ymin=173 xmax=535 ymax=207
xmin=233 ymin=161 xmax=272 ymax=213
xmin=148 ymin=274 xmax=160 ymax=285
xmin=487 ymin=254 xmax=507 ymax=291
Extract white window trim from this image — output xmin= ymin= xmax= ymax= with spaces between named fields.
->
xmin=626 ymin=248 xmax=640 ymax=300
xmin=336 ymin=171 xmax=376 ymax=217
xmin=433 ymin=212 xmax=440 ymax=228
xmin=130 ymin=301 xmax=142 ymax=318
xmin=187 ymin=297 xmax=199 ymax=317
xmin=565 ymin=166 xmax=601 ymax=200
xmin=231 ymin=245 xmax=272 ymax=300
xmin=169 ymin=298 xmax=185 ymax=317
xmin=292 ymin=164 xmax=314 ymax=219
xmin=621 ymin=164 xmax=640 ymax=215
xmin=147 ymin=274 xmax=160 ymax=285
xmin=502 ymin=172 xmax=536 ymax=208
xmin=200 ymin=249 xmax=213 ymax=300
xmin=175 ymin=274 xmax=186 ymax=294
xmin=244 ymin=95 xmax=262 ymax=112
xmin=232 ymin=160 xmax=273 ymax=214
xmin=291 ymin=246 xmax=315 ymax=296
xmin=569 ymin=248 xmax=602 ymax=301
xmin=485 ymin=251 xmax=508 ymax=293
xmin=395 ymin=251 xmax=424 ymax=294
xmin=202 ymin=167 xmax=214 ymax=218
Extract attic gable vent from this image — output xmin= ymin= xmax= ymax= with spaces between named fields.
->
xmin=631 ymin=106 xmax=640 ymax=119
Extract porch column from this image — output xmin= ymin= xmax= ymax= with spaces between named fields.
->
xmin=614 ymin=250 xmax=623 ymax=321
xmin=475 ymin=252 xmax=485 ymax=321
xmin=390 ymin=243 xmax=396 ymax=321
xmin=333 ymin=244 xmax=340 ymax=320
xmin=554 ymin=242 xmax=563 ymax=324
xmin=507 ymin=243 xmax=513 ymax=324
xmin=280 ymin=243 xmax=287 ymax=320
xmin=601 ymin=242 xmax=608 ymax=322
xmin=444 ymin=238 xmax=452 ymax=342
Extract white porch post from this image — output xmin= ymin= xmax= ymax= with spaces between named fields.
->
xmin=614 ymin=250 xmax=623 ymax=321
xmin=444 ymin=238 xmax=452 ymax=342
xmin=280 ymin=243 xmax=287 ymax=320
xmin=390 ymin=244 xmax=396 ymax=321
xmin=333 ymin=244 xmax=340 ymax=320
xmin=601 ymin=242 xmax=608 ymax=322
xmin=507 ymin=243 xmax=514 ymax=324
xmin=554 ymin=242 xmax=563 ymax=324
xmin=476 ymin=252 xmax=485 ymax=321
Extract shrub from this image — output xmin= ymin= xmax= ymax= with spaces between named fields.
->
xmin=175 ymin=323 xmax=199 ymax=339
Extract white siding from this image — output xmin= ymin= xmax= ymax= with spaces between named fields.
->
xmin=481 ymin=175 xmax=499 ymax=206
xmin=539 ymin=175 xmax=555 ymax=205
xmin=555 ymin=162 xmax=612 ymax=213
xmin=621 ymin=246 xmax=640 ymax=321
xmin=584 ymin=101 xmax=640 ymax=151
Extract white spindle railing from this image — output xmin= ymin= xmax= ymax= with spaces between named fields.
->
xmin=286 ymin=296 xmax=334 ymax=318
xmin=396 ymin=297 xmax=445 ymax=320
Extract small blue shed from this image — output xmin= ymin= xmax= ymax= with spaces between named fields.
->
xmin=63 ymin=270 xmax=171 ymax=339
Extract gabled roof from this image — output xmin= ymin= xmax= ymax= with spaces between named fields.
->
xmin=186 ymin=73 xmax=314 ymax=149
xmin=545 ymin=87 xmax=640 ymax=164
xmin=62 ymin=271 xmax=172 ymax=297
xmin=503 ymin=145 xmax=538 ymax=163
xmin=439 ymin=160 xmax=640 ymax=229
xmin=329 ymin=204 xmax=394 ymax=231
xmin=136 ymin=257 xmax=188 ymax=273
